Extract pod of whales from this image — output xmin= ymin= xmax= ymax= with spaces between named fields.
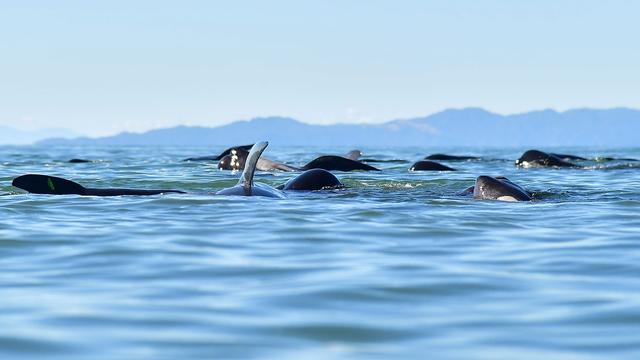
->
xmin=13 ymin=142 xmax=344 ymax=196
xmin=13 ymin=142 xmax=637 ymax=201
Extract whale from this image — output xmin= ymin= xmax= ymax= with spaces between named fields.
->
xmin=215 ymin=142 xmax=286 ymax=198
xmin=12 ymin=174 xmax=185 ymax=196
xmin=300 ymin=155 xmax=380 ymax=171
xmin=217 ymin=148 xmax=379 ymax=172
xmin=183 ymin=144 xmax=254 ymax=162
xmin=409 ymin=160 xmax=456 ymax=171
xmin=515 ymin=150 xmax=579 ymax=168
xmin=68 ymin=158 xmax=93 ymax=163
xmin=425 ymin=154 xmax=479 ymax=161
xmin=516 ymin=150 xmax=638 ymax=168
xmin=277 ymin=168 xmax=343 ymax=191
xmin=464 ymin=176 xmax=531 ymax=202
xmin=217 ymin=147 xmax=299 ymax=172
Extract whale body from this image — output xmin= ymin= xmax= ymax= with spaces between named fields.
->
xmin=410 ymin=160 xmax=456 ymax=171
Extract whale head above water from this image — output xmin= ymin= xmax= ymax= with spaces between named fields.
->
xmin=473 ymin=175 xmax=532 ymax=202
xmin=215 ymin=141 xmax=285 ymax=198
xmin=516 ymin=150 xmax=579 ymax=168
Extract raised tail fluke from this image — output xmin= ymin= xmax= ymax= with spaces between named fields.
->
xmin=239 ymin=141 xmax=269 ymax=194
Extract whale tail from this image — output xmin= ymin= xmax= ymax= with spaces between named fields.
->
xmin=239 ymin=141 xmax=269 ymax=194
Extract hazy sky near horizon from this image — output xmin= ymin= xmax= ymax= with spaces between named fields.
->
xmin=1 ymin=1 xmax=638 ymax=136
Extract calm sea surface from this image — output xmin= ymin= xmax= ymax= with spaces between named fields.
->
xmin=1 ymin=145 xmax=639 ymax=359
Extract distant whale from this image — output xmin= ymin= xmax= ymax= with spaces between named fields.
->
xmin=516 ymin=150 xmax=639 ymax=168
xmin=424 ymin=154 xmax=479 ymax=161
xmin=459 ymin=176 xmax=531 ymax=202
xmin=12 ymin=174 xmax=185 ymax=196
xmin=68 ymin=158 xmax=92 ymax=163
xmin=300 ymin=155 xmax=380 ymax=171
xmin=515 ymin=150 xmax=579 ymax=168
xmin=183 ymin=144 xmax=254 ymax=162
xmin=217 ymin=148 xmax=299 ymax=172
xmin=409 ymin=160 xmax=456 ymax=171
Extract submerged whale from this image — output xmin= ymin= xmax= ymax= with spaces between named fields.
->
xmin=409 ymin=160 xmax=456 ymax=171
xmin=459 ymin=176 xmax=531 ymax=202
xmin=12 ymin=174 xmax=185 ymax=196
xmin=425 ymin=154 xmax=479 ymax=161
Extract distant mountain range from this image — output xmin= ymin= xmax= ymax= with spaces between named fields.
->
xmin=0 ymin=127 xmax=77 ymax=145
xmin=34 ymin=108 xmax=640 ymax=147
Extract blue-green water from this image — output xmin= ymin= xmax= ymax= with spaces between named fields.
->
xmin=1 ymin=145 xmax=640 ymax=359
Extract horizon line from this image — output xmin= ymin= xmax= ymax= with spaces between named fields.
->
xmin=3 ymin=105 xmax=638 ymax=139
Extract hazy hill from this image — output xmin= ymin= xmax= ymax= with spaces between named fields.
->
xmin=0 ymin=127 xmax=76 ymax=145
xmin=36 ymin=108 xmax=640 ymax=147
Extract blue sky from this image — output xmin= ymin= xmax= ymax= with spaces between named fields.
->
xmin=1 ymin=1 xmax=638 ymax=136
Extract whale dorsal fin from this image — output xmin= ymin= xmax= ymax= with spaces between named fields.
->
xmin=12 ymin=174 xmax=86 ymax=195
xmin=344 ymin=149 xmax=362 ymax=161
xmin=238 ymin=141 xmax=269 ymax=194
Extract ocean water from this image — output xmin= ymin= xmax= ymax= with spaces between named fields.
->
xmin=1 ymin=145 xmax=639 ymax=359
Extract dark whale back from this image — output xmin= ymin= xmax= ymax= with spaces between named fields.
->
xmin=302 ymin=156 xmax=380 ymax=172
xmin=425 ymin=154 xmax=478 ymax=161
xmin=516 ymin=150 xmax=578 ymax=168
xmin=410 ymin=160 xmax=456 ymax=171
xmin=279 ymin=169 xmax=343 ymax=191
xmin=68 ymin=158 xmax=92 ymax=163
xmin=12 ymin=174 xmax=184 ymax=196
xmin=473 ymin=176 xmax=532 ymax=201
xmin=13 ymin=174 xmax=86 ymax=195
